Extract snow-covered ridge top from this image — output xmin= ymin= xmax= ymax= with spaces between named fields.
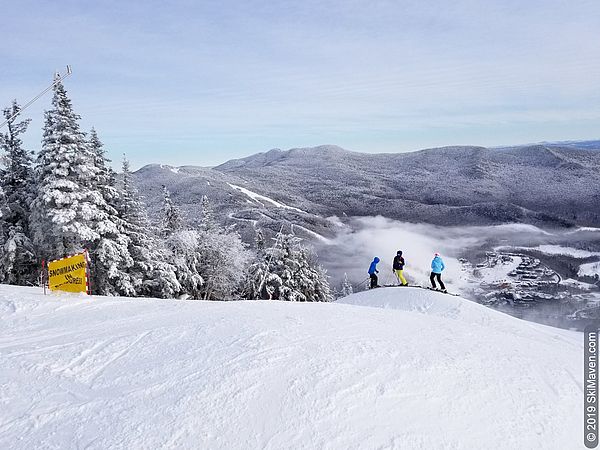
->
xmin=134 ymin=163 xmax=211 ymax=173
xmin=135 ymin=140 xmax=600 ymax=174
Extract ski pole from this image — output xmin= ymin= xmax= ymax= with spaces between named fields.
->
xmin=0 ymin=65 xmax=72 ymax=129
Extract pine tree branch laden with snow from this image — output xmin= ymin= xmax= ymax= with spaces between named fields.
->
xmin=243 ymin=229 xmax=332 ymax=302
xmin=161 ymin=185 xmax=184 ymax=237
xmin=31 ymin=80 xmax=100 ymax=258
xmin=0 ymin=101 xmax=37 ymax=285
xmin=27 ymin=80 xmax=136 ymax=296
xmin=118 ymin=155 xmax=180 ymax=298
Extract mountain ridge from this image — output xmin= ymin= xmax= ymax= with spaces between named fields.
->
xmin=132 ymin=142 xmax=600 ymax=245
xmin=135 ymin=139 xmax=600 ymax=173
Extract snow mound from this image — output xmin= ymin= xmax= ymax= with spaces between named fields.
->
xmin=338 ymin=286 xmax=578 ymax=335
xmin=338 ymin=286 xmax=499 ymax=323
xmin=0 ymin=285 xmax=582 ymax=450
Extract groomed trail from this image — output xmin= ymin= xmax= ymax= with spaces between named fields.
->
xmin=0 ymin=285 xmax=583 ymax=449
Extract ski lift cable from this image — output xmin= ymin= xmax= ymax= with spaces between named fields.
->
xmin=0 ymin=65 xmax=72 ymax=129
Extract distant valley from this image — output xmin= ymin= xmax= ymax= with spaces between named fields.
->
xmin=133 ymin=141 xmax=600 ymax=329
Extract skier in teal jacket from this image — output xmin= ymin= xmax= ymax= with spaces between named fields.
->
xmin=430 ymin=253 xmax=446 ymax=292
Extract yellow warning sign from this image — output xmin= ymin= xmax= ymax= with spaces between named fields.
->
xmin=48 ymin=252 xmax=89 ymax=294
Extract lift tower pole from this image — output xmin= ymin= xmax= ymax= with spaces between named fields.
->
xmin=0 ymin=65 xmax=72 ymax=129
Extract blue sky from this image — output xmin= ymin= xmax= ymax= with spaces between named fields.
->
xmin=1 ymin=0 xmax=599 ymax=168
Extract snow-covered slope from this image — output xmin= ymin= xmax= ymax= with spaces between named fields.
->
xmin=0 ymin=286 xmax=582 ymax=449
xmin=227 ymin=183 xmax=306 ymax=213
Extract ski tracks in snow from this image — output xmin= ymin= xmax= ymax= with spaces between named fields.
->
xmin=0 ymin=286 xmax=586 ymax=450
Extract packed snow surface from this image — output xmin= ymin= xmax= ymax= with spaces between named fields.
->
xmin=0 ymin=285 xmax=582 ymax=449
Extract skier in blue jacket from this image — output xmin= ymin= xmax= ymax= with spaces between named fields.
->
xmin=430 ymin=253 xmax=447 ymax=292
xmin=368 ymin=257 xmax=380 ymax=289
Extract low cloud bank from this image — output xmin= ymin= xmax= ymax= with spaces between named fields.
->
xmin=318 ymin=216 xmax=567 ymax=292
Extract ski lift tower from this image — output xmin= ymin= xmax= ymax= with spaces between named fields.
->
xmin=0 ymin=65 xmax=72 ymax=129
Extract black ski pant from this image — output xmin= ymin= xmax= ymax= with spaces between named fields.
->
xmin=430 ymin=272 xmax=445 ymax=290
xmin=370 ymin=273 xmax=378 ymax=289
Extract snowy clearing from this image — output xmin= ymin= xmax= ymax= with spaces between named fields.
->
xmin=474 ymin=255 xmax=522 ymax=284
xmin=532 ymin=245 xmax=600 ymax=258
xmin=562 ymin=278 xmax=597 ymax=290
xmin=487 ymin=223 xmax=554 ymax=235
xmin=496 ymin=244 xmax=600 ymax=258
xmin=158 ymin=164 xmax=180 ymax=174
xmin=567 ymin=227 xmax=600 ymax=234
xmin=578 ymin=261 xmax=600 ymax=278
xmin=0 ymin=285 xmax=582 ymax=449
xmin=228 ymin=183 xmax=305 ymax=213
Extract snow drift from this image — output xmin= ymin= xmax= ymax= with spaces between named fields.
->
xmin=0 ymin=285 xmax=583 ymax=449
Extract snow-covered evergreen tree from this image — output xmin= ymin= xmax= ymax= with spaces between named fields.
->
xmin=302 ymin=246 xmax=331 ymax=301
xmin=273 ymin=234 xmax=331 ymax=302
xmin=0 ymin=101 xmax=37 ymax=285
xmin=159 ymin=186 xmax=206 ymax=297
xmin=88 ymin=128 xmax=116 ymax=193
xmin=244 ymin=229 xmax=331 ymax=302
xmin=255 ymin=228 xmax=265 ymax=251
xmin=161 ymin=185 xmax=183 ymax=236
xmin=165 ymin=229 xmax=204 ymax=298
xmin=200 ymin=194 xmax=216 ymax=231
xmin=339 ymin=273 xmax=353 ymax=298
xmin=30 ymin=77 xmax=99 ymax=258
xmin=85 ymin=130 xmax=135 ymax=296
xmin=119 ymin=156 xmax=180 ymax=298
xmin=243 ymin=228 xmax=273 ymax=299
xmin=30 ymin=78 xmax=134 ymax=296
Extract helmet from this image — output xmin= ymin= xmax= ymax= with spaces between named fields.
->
xmin=434 ymin=252 xmax=440 ymax=257
xmin=397 ymin=250 xmax=402 ymax=255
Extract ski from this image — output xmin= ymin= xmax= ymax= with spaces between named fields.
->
xmin=371 ymin=282 xmax=462 ymax=297
xmin=379 ymin=284 xmax=460 ymax=296
xmin=423 ymin=286 xmax=460 ymax=296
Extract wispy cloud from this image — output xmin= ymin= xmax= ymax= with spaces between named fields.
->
xmin=1 ymin=0 xmax=599 ymax=167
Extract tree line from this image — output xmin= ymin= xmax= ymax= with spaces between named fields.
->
xmin=0 ymin=77 xmax=331 ymax=301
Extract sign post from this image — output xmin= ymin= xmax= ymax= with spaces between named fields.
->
xmin=41 ymin=259 xmax=47 ymax=295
